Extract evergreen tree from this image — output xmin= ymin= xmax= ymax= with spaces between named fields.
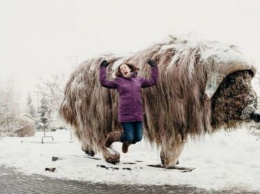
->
xmin=38 ymin=97 xmax=49 ymax=130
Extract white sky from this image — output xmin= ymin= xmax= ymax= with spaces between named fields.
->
xmin=1 ymin=0 xmax=260 ymax=96
xmin=0 ymin=128 xmax=259 ymax=192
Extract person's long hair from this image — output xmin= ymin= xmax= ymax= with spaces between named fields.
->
xmin=115 ymin=63 xmax=140 ymax=77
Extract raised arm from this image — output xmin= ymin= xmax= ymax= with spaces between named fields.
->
xmin=141 ymin=59 xmax=158 ymax=88
xmin=99 ymin=60 xmax=118 ymax=89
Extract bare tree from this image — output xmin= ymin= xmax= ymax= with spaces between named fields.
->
xmin=26 ymin=92 xmax=36 ymax=117
xmin=0 ymin=78 xmax=21 ymax=136
xmin=36 ymin=74 xmax=66 ymax=130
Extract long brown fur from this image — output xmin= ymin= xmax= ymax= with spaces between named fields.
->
xmin=59 ymin=35 xmax=257 ymax=167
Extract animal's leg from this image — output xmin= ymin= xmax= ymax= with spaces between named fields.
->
xmin=101 ymin=131 xmax=122 ymax=163
xmin=160 ymin=138 xmax=185 ymax=168
xmin=104 ymin=131 xmax=122 ymax=147
xmin=101 ymin=146 xmax=120 ymax=164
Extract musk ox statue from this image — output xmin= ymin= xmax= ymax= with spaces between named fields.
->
xmin=59 ymin=35 xmax=260 ymax=168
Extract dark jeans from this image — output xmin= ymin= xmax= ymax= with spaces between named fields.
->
xmin=120 ymin=121 xmax=143 ymax=144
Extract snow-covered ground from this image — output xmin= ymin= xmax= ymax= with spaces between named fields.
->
xmin=0 ymin=128 xmax=259 ymax=192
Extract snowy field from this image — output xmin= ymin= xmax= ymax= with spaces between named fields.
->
xmin=0 ymin=128 xmax=259 ymax=192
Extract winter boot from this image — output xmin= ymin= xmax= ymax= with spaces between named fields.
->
xmin=104 ymin=131 xmax=122 ymax=148
xmin=122 ymin=143 xmax=130 ymax=153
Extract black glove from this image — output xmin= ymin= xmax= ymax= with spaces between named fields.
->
xmin=147 ymin=59 xmax=157 ymax=67
xmin=100 ymin=60 xmax=109 ymax=67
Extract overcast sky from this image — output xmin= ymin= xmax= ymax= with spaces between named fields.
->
xmin=1 ymin=0 xmax=260 ymax=98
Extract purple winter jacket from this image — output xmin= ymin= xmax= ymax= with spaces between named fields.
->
xmin=99 ymin=66 xmax=158 ymax=123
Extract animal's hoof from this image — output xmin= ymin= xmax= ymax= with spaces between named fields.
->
xmin=84 ymin=150 xmax=95 ymax=157
xmin=105 ymin=157 xmax=120 ymax=164
xmin=102 ymin=147 xmax=121 ymax=164
xmin=81 ymin=146 xmax=95 ymax=156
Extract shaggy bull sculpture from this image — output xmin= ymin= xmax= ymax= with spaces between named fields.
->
xmin=59 ymin=35 xmax=260 ymax=168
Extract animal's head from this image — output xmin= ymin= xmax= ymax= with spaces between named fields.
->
xmin=211 ymin=69 xmax=258 ymax=130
